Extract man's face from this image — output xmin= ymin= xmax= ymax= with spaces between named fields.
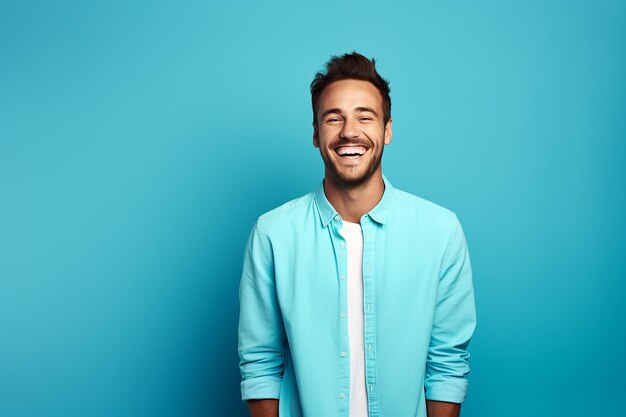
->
xmin=313 ymin=79 xmax=392 ymax=188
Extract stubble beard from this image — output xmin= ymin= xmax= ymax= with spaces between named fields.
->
xmin=322 ymin=145 xmax=384 ymax=190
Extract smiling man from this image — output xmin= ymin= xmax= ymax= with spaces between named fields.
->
xmin=238 ymin=52 xmax=476 ymax=417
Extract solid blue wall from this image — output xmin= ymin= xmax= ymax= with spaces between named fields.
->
xmin=1 ymin=1 xmax=625 ymax=416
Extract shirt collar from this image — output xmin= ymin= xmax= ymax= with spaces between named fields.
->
xmin=314 ymin=175 xmax=395 ymax=227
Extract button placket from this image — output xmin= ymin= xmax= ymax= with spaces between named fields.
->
xmin=331 ymin=218 xmax=349 ymax=416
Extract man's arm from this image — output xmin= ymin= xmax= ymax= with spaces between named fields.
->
xmin=426 ymin=400 xmax=460 ymax=417
xmin=247 ymin=399 xmax=279 ymax=417
xmin=424 ymin=216 xmax=477 ymax=407
xmin=238 ymin=222 xmax=285 ymax=408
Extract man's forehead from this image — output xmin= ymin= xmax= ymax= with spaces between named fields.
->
xmin=318 ymin=80 xmax=383 ymax=111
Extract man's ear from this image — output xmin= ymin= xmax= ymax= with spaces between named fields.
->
xmin=384 ymin=118 xmax=393 ymax=145
xmin=313 ymin=124 xmax=320 ymax=148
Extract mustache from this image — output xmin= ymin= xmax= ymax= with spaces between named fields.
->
xmin=332 ymin=139 xmax=370 ymax=148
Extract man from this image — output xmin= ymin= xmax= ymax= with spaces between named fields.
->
xmin=238 ymin=52 xmax=476 ymax=417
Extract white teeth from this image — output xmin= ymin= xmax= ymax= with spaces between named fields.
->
xmin=336 ymin=146 xmax=366 ymax=156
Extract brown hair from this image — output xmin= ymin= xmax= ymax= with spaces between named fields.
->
xmin=310 ymin=51 xmax=391 ymax=126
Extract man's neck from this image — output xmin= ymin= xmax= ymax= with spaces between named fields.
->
xmin=323 ymin=170 xmax=385 ymax=224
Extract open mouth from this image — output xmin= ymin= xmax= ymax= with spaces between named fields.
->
xmin=335 ymin=146 xmax=367 ymax=159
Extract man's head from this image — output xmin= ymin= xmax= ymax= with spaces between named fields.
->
xmin=311 ymin=52 xmax=391 ymax=127
xmin=311 ymin=52 xmax=393 ymax=188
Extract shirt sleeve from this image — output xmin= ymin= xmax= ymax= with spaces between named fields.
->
xmin=424 ymin=216 xmax=477 ymax=404
xmin=238 ymin=221 xmax=286 ymax=401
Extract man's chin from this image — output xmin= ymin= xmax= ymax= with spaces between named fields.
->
xmin=323 ymin=155 xmax=382 ymax=189
xmin=329 ymin=169 xmax=375 ymax=189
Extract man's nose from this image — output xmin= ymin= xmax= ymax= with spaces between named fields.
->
xmin=340 ymin=118 xmax=360 ymax=139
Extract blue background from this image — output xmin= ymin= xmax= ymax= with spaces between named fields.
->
xmin=1 ymin=1 xmax=625 ymax=416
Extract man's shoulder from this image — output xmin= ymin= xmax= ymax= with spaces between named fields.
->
xmin=392 ymin=186 xmax=460 ymax=227
xmin=255 ymin=191 xmax=316 ymax=233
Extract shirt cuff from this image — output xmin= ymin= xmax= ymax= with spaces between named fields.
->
xmin=424 ymin=379 xmax=468 ymax=404
xmin=241 ymin=375 xmax=282 ymax=401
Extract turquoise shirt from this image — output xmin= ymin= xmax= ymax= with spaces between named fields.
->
xmin=238 ymin=176 xmax=476 ymax=417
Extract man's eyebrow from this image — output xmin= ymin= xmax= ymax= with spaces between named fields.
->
xmin=355 ymin=107 xmax=379 ymax=116
xmin=321 ymin=107 xmax=379 ymax=118
xmin=321 ymin=108 xmax=342 ymax=119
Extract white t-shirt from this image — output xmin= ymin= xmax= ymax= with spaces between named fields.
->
xmin=339 ymin=221 xmax=368 ymax=417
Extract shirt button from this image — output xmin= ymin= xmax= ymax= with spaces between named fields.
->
xmin=340 ymin=241 xmax=345 ymax=247
xmin=339 ymin=393 xmax=346 ymax=399
xmin=340 ymin=275 xmax=346 ymax=280
xmin=340 ymin=351 xmax=346 ymax=358
xmin=340 ymin=312 xmax=346 ymax=318
xmin=334 ymin=215 xmax=341 ymax=222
